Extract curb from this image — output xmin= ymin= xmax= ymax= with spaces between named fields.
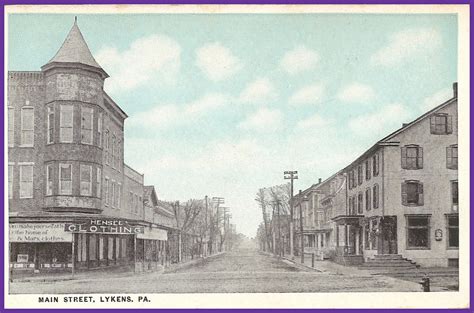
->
xmin=281 ymin=256 xmax=323 ymax=273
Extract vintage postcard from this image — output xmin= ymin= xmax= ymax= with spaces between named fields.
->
xmin=3 ymin=4 xmax=470 ymax=309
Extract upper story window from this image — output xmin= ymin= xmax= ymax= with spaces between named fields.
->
xmin=365 ymin=159 xmax=371 ymax=180
xmin=19 ymin=163 xmax=33 ymax=198
xmin=59 ymin=163 xmax=72 ymax=195
xmin=46 ymin=164 xmax=53 ymax=196
xmin=451 ymin=180 xmax=458 ymax=211
xmin=357 ymin=192 xmax=363 ymax=214
xmin=401 ymin=145 xmax=423 ymax=170
xmin=430 ymin=113 xmax=453 ymax=135
xmin=80 ymin=164 xmax=92 ymax=196
xmin=105 ymin=130 xmax=110 ymax=165
xmin=97 ymin=112 xmax=103 ymax=148
xmin=402 ymin=180 xmax=424 ymax=206
xmin=60 ymin=104 xmax=74 ymax=143
xmin=372 ymin=153 xmax=379 ymax=176
xmin=47 ymin=105 xmax=54 ymax=144
xmin=446 ymin=144 xmax=458 ymax=169
xmin=357 ymin=165 xmax=363 ymax=185
xmin=117 ymin=183 xmax=122 ymax=209
xmin=96 ymin=167 xmax=102 ymax=198
xmin=8 ymin=107 xmax=14 ymax=147
xmin=112 ymin=134 xmax=116 ymax=168
xmin=81 ymin=107 xmax=93 ymax=145
xmin=20 ymin=107 xmax=34 ymax=146
xmin=365 ymin=188 xmax=371 ymax=211
xmin=104 ymin=177 xmax=110 ymax=205
xmin=8 ymin=164 xmax=13 ymax=199
xmin=373 ymin=184 xmax=379 ymax=209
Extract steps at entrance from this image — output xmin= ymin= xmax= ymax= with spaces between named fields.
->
xmin=359 ymin=254 xmax=418 ymax=270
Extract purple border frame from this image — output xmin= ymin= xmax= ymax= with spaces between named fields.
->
xmin=0 ymin=0 xmax=471 ymax=312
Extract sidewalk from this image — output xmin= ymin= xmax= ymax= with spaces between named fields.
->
xmin=281 ymin=254 xmax=374 ymax=276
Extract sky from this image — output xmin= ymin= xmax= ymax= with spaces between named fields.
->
xmin=8 ymin=12 xmax=457 ymax=237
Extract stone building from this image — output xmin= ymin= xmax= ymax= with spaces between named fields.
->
xmin=7 ymin=20 xmax=170 ymax=274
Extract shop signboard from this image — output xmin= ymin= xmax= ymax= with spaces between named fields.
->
xmin=64 ymin=219 xmax=144 ymax=234
xmin=9 ymin=223 xmax=72 ymax=242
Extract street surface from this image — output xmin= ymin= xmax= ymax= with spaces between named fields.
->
xmin=10 ymin=243 xmax=421 ymax=294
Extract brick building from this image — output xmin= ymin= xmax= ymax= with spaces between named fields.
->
xmin=296 ymin=83 xmax=458 ymax=267
xmin=8 ymin=20 xmax=171 ymax=273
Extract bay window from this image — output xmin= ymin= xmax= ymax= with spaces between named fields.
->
xmin=81 ymin=107 xmax=93 ymax=144
xmin=80 ymin=164 xmax=92 ymax=196
xmin=59 ymin=163 xmax=72 ymax=195
xmin=60 ymin=104 xmax=74 ymax=143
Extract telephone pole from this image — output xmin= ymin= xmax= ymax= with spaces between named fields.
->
xmin=212 ymin=197 xmax=224 ymax=252
xmin=284 ymin=170 xmax=298 ymax=259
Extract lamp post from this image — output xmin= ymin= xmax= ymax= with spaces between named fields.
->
xmin=298 ymin=189 xmax=309 ymax=264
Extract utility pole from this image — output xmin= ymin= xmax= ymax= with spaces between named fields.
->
xmin=284 ymin=170 xmax=298 ymax=260
xmin=212 ymin=197 xmax=224 ymax=252
xmin=298 ymin=189 xmax=306 ymax=264
xmin=205 ymin=195 xmax=208 ymax=256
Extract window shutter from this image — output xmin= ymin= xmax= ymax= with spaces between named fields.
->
xmin=418 ymin=183 xmax=424 ymax=206
xmin=447 ymin=116 xmax=453 ymax=134
xmin=401 ymin=147 xmax=407 ymax=169
xmin=430 ymin=116 xmax=436 ymax=134
xmin=446 ymin=146 xmax=453 ymax=169
xmin=375 ymin=154 xmax=379 ymax=176
xmin=401 ymin=182 xmax=408 ymax=206
xmin=417 ymin=147 xmax=423 ymax=169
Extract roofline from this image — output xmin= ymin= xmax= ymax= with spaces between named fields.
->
xmin=103 ymin=91 xmax=128 ymax=119
xmin=41 ymin=61 xmax=109 ymax=79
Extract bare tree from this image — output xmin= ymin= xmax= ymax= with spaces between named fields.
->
xmin=255 ymin=188 xmax=272 ymax=252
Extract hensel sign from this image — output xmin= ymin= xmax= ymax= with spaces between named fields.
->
xmin=10 ymin=223 xmax=72 ymax=242
xmin=65 ymin=219 xmax=144 ymax=234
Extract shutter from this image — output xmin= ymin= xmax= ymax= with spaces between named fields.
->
xmin=418 ymin=183 xmax=424 ymax=206
xmin=375 ymin=154 xmax=379 ymax=176
xmin=401 ymin=147 xmax=407 ymax=169
xmin=401 ymin=182 xmax=408 ymax=206
xmin=417 ymin=147 xmax=423 ymax=169
xmin=447 ymin=115 xmax=453 ymax=134
xmin=430 ymin=116 xmax=436 ymax=134
xmin=446 ymin=146 xmax=453 ymax=169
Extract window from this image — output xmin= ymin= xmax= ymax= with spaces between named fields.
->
xmin=451 ymin=181 xmax=458 ymax=210
xmin=112 ymin=134 xmax=116 ymax=168
xmin=46 ymin=164 xmax=53 ymax=195
xmin=365 ymin=159 xmax=371 ymax=180
xmin=430 ymin=113 xmax=452 ymax=135
xmin=111 ymin=181 xmax=116 ymax=207
xmin=364 ymin=225 xmax=370 ymax=249
xmin=8 ymin=107 xmax=14 ymax=146
xmin=406 ymin=215 xmax=430 ymax=249
xmin=80 ymin=164 xmax=92 ymax=196
xmin=96 ymin=167 xmax=102 ymax=198
xmin=20 ymin=107 xmax=34 ymax=146
xmin=372 ymin=153 xmax=379 ymax=176
xmin=357 ymin=193 xmax=363 ymax=214
xmin=357 ymin=165 xmax=363 ymax=185
xmin=117 ymin=183 xmax=122 ymax=209
xmin=402 ymin=181 xmax=424 ymax=206
xmin=19 ymin=164 xmax=33 ymax=198
xmin=60 ymin=104 xmax=74 ymax=142
xmin=401 ymin=145 xmax=423 ymax=169
xmin=97 ymin=112 xmax=103 ymax=147
xmin=447 ymin=145 xmax=458 ymax=169
xmin=117 ymin=139 xmax=121 ymax=171
xmin=373 ymin=184 xmax=379 ymax=209
xmin=129 ymin=191 xmax=133 ymax=212
xmin=8 ymin=164 xmax=13 ymax=199
xmin=447 ymin=215 xmax=459 ymax=249
xmin=47 ymin=105 xmax=54 ymax=144
xmin=104 ymin=177 xmax=109 ymax=205
xmin=81 ymin=107 xmax=93 ymax=144
xmin=365 ymin=188 xmax=371 ymax=211
xmin=59 ymin=164 xmax=72 ymax=195
xmin=105 ymin=130 xmax=110 ymax=165
xmin=348 ymin=171 xmax=353 ymax=190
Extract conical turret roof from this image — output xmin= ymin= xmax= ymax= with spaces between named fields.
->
xmin=45 ymin=18 xmax=106 ymax=75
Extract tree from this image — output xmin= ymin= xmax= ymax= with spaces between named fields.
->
xmin=255 ymin=188 xmax=272 ymax=252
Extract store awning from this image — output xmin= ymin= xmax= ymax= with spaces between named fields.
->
xmin=137 ymin=227 xmax=168 ymax=241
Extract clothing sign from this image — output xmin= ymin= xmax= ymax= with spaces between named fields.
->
xmin=64 ymin=219 xmax=144 ymax=234
xmin=10 ymin=223 xmax=72 ymax=242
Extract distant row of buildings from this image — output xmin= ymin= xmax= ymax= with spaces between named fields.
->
xmin=291 ymin=83 xmax=458 ymax=267
xmin=7 ymin=21 xmax=223 ymax=274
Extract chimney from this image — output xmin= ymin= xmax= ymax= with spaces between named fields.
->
xmin=453 ymin=82 xmax=458 ymax=98
xmin=318 ymin=178 xmax=322 ymax=184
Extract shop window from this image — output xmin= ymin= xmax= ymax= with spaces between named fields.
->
xmin=77 ymin=234 xmax=87 ymax=262
xmin=373 ymin=184 xmax=379 ymax=209
xmin=402 ymin=181 xmax=424 ymax=206
xmin=365 ymin=159 xmax=371 ymax=180
xmin=121 ymin=238 xmax=127 ymax=258
xmin=8 ymin=107 xmax=14 ymax=147
xmin=97 ymin=112 xmax=103 ymax=147
xmin=446 ymin=145 xmax=458 ymax=169
xmin=96 ymin=167 xmax=102 ymax=198
xmin=357 ymin=165 xmax=363 ymax=185
xmin=47 ymin=105 xmax=54 ymax=144
xmin=60 ymin=104 xmax=73 ymax=143
xmin=20 ymin=107 xmax=34 ymax=146
xmin=365 ymin=188 xmax=371 ymax=211
xmin=115 ymin=237 xmax=120 ymax=259
xmin=364 ymin=226 xmax=370 ymax=249
xmin=370 ymin=220 xmax=378 ymax=248
xmin=372 ymin=153 xmax=379 ymax=176
xmin=430 ymin=113 xmax=452 ymax=135
xmin=80 ymin=164 xmax=92 ymax=196
xmin=19 ymin=164 xmax=33 ymax=198
xmin=401 ymin=145 xmax=423 ymax=169
xmin=406 ymin=215 xmax=430 ymax=249
xmin=8 ymin=164 xmax=13 ymax=199
xmin=81 ymin=107 xmax=93 ymax=145
xmin=89 ymin=234 xmax=97 ymax=261
xmin=59 ymin=163 xmax=72 ymax=195
xmin=357 ymin=193 xmax=363 ymax=214
xmin=447 ymin=215 xmax=459 ymax=249
xmin=46 ymin=164 xmax=53 ymax=196
xmin=108 ymin=236 xmax=114 ymax=260
xmin=448 ymin=259 xmax=459 ymax=268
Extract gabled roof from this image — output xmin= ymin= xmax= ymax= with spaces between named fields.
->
xmin=144 ymin=186 xmax=158 ymax=207
xmin=43 ymin=19 xmax=107 ymax=77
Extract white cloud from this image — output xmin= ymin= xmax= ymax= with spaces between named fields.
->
xmin=421 ymin=88 xmax=453 ymax=111
xmin=184 ymin=93 xmax=230 ymax=116
xmin=289 ymin=83 xmax=324 ymax=106
xmin=371 ymin=28 xmax=442 ymax=66
xmin=239 ymin=77 xmax=278 ymax=104
xmin=127 ymin=104 xmax=180 ymax=130
xmin=348 ymin=103 xmax=411 ymax=136
xmin=238 ymin=107 xmax=283 ymax=132
xmin=96 ymin=34 xmax=181 ymax=92
xmin=296 ymin=114 xmax=333 ymax=130
xmin=337 ymin=83 xmax=376 ymax=103
xmin=195 ymin=42 xmax=242 ymax=81
xmin=279 ymin=45 xmax=319 ymax=75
